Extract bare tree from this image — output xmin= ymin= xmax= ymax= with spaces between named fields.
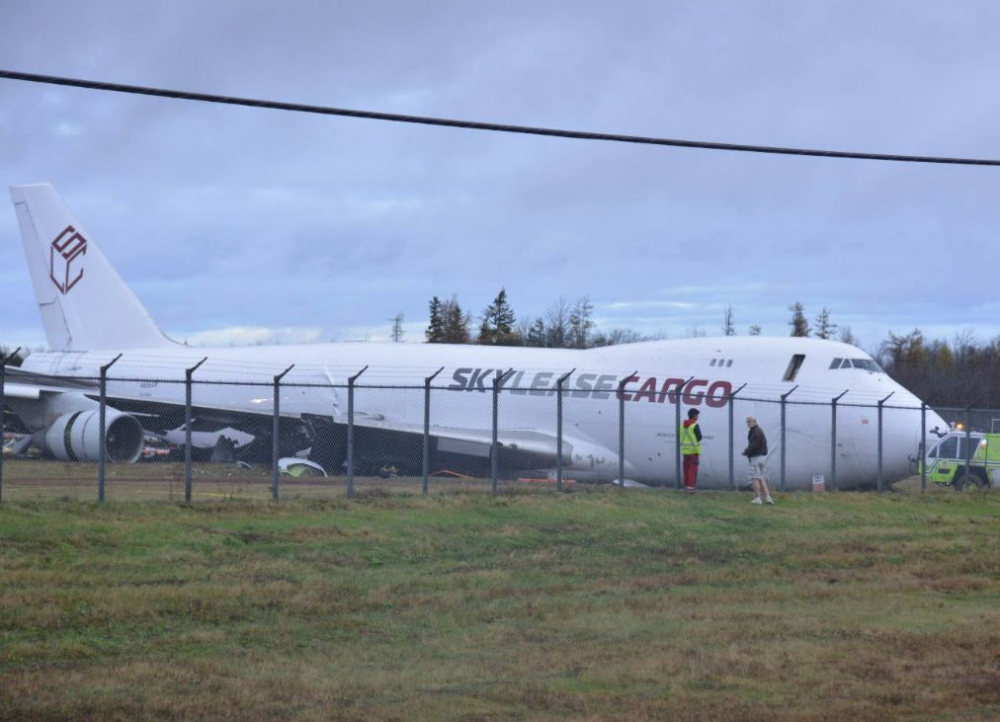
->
xmin=591 ymin=328 xmax=647 ymax=347
xmin=748 ymin=324 xmax=762 ymax=336
xmin=0 ymin=345 xmax=25 ymax=366
xmin=568 ymin=296 xmax=595 ymax=349
xmin=838 ymin=326 xmax=859 ymax=347
xmin=545 ymin=297 xmax=571 ymax=349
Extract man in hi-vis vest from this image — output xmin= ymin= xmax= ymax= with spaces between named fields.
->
xmin=681 ymin=408 xmax=703 ymax=492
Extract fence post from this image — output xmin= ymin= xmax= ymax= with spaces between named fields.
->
xmin=346 ymin=366 xmax=368 ymax=500
xmin=0 ymin=347 xmax=20 ymax=505
xmin=674 ymin=376 xmax=694 ymax=490
xmin=617 ymin=371 xmax=637 ymax=487
xmin=491 ymin=369 xmax=514 ymax=496
xmin=422 ymin=367 xmax=444 ymax=496
xmin=184 ymin=357 xmax=208 ymax=503
xmin=556 ymin=369 xmax=575 ymax=492
xmin=829 ymin=389 xmax=848 ymax=492
xmin=920 ymin=402 xmax=927 ymax=492
xmin=98 ymin=354 xmax=123 ymax=504
xmin=727 ymin=383 xmax=747 ymax=492
xmin=877 ymin=392 xmax=894 ymax=493
xmin=964 ymin=405 xmax=973 ymax=485
xmin=779 ymin=385 xmax=798 ymax=492
xmin=271 ymin=364 xmax=295 ymax=501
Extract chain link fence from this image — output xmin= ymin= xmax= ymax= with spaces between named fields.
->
xmin=1 ymin=360 xmax=996 ymax=502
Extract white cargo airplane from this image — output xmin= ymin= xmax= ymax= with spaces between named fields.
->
xmin=5 ymin=184 xmax=945 ymax=489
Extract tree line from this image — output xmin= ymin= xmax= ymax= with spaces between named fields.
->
xmin=421 ymin=294 xmax=1000 ymax=408
xmin=3 ymin=297 xmax=998 ymax=408
xmin=873 ymin=329 xmax=1000 ymax=408
xmin=425 ymin=290 xmax=649 ymax=348
xmin=780 ymin=303 xmax=998 ymax=407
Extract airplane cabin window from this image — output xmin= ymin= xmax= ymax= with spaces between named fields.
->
xmin=829 ymin=358 xmax=843 ymax=369
xmin=710 ymin=359 xmax=717 ymax=366
xmin=726 ymin=360 xmax=733 ymax=367
xmin=782 ymin=354 xmax=806 ymax=382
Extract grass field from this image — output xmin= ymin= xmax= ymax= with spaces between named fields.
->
xmin=0 ymin=479 xmax=998 ymax=721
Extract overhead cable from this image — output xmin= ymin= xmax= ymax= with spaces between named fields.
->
xmin=2 ymin=69 xmax=999 ymax=167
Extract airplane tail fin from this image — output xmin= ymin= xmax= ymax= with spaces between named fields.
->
xmin=9 ymin=184 xmax=174 ymax=351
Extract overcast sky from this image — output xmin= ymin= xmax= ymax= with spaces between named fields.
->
xmin=2 ymin=1 xmax=999 ymax=353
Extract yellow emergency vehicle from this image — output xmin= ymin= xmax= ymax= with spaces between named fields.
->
xmin=917 ymin=430 xmax=999 ymax=490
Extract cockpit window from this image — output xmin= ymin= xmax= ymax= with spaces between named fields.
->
xmin=830 ymin=358 xmax=882 ymax=373
xmin=852 ymin=359 xmax=882 ymax=372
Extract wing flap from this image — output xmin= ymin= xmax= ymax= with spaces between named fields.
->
xmin=355 ymin=417 xmax=573 ymax=464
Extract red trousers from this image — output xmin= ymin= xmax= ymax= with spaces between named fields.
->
xmin=683 ymin=454 xmax=700 ymax=489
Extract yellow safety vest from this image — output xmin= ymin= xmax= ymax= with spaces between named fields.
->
xmin=681 ymin=422 xmax=702 ymax=455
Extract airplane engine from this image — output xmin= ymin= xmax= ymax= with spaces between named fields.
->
xmin=35 ymin=410 xmax=145 ymax=463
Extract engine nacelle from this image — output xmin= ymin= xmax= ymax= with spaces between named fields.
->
xmin=36 ymin=410 xmax=144 ymax=463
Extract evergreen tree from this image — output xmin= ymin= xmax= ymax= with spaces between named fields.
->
xmin=426 ymin=296 xmax=445 ymax=343
xmin=477 ymin=288 xmax=517 ymax=345
xmin=723 ymin=305 xmax=736 ymax=336
xmin=442 ymin=295 xmax=471 ymax=344
xmin=814 ymin=307 xmax=837 ymax=339
xmin=390 ymin=313 xmax=405 ymax=343
xmin=788 ymin=302 xmax=810 ymax=337
xmin=526 ymin=317 xmax=546 ymax=347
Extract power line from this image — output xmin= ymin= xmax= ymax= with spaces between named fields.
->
xmin=3 ymin=68 xmax=999 ymax=167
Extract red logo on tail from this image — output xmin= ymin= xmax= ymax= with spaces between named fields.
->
xmin=50 ymin=225 xmax=87 ymax=294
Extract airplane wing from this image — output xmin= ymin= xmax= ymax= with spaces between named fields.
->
xmin=3 ymin=367 xmax=99 ymax=396
xmin=353 ymin=417 xmax=570 ymax=462
xmin=4 ymin=366 xmax=614 ymax=472
xmin=3 ymin=366 xmax=284 ymax=431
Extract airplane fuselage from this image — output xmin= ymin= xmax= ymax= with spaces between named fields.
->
xmin=19 ymin=336 xmax=943 ymax=489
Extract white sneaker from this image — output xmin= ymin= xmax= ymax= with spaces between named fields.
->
xmin=765 ymin=496 xmax=774 ymax=505
xmin=751 ymin=497 xmax=763 ymax=505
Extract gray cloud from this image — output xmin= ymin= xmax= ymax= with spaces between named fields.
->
xmin=2 ymin=1 xmax=999 ymax=354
